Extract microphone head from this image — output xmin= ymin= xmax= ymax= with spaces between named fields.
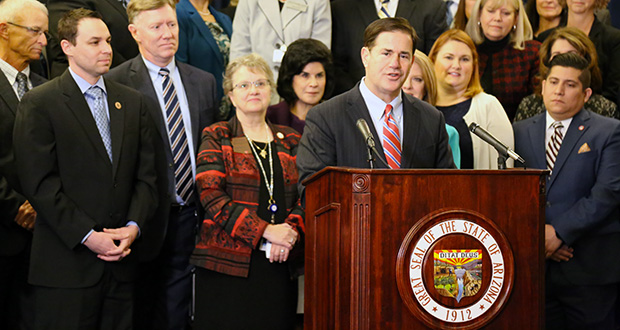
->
xmin=356 ymin=118 xmax=367 ymax=128
xmin=468 ymin=122 xmax=479 ymax=133
xmin=356 ymin=118 xmax=375 ymax=148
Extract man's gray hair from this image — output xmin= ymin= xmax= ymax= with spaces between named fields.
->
xmin=0 ymin=0 xmax=48 ymax=23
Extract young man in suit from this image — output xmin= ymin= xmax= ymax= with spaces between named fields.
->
xmin=0 ymin=0 xmax=48 ymax=328
xmin=330 ymin=0 xmax=448 ymax=94
xmin=297 ymin=17 xmax=454 ymax=194
xmin=513 ymin=52 xmax=620 ymax=330
xmin=46 ymin=0 xmax=139 ymax=78
xmin=106 ymin=0 xmax=217 ymax=328
xmin=13 ymin=8 xmax=157 ymax=329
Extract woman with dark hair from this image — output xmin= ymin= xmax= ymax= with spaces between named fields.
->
xmin=515 ymin=27 xmax=618 ymax=121
xmin=267 ymin=38 xmax=334 ymax=134
xmin=525 ymin=0 xmax=566 ymax=39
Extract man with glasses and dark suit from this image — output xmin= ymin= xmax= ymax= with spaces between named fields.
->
xmin=0 ymin=0 xmax=48 ymax=328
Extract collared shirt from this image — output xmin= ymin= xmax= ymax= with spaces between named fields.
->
xmin=142 ymin=56 xmax=197 ymax=204
xmin=374 ymin=0 xmax=399 ymax=17
xmin=68 ymin=68 xmax=139 ymax=241
xmin=545 ymin=111 xmax=573 ymax=147
xmin=359 ymin=77 xmax=404 ymax=148
xmin=69 ymin=67 xmax=109 ymax=121
xmin=0 ymin=58 xmax=32 ymax=100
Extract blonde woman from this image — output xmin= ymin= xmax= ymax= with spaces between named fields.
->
xmin=403 ymin=50 xmax=461 ymax=168
xmin=192 ymin=54 xmax=304 ymax=329
xmin=465 ymin=0 xmax=541 ymax=121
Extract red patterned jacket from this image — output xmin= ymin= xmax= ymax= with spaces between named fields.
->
xmin=190 ymin=116 xmax=304 ymax=277
xmin=478 ymin=40 xmax=541 ymax=121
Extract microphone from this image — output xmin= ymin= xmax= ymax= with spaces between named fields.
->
xmin=356 ymin=119 xmax=389 ymax=168
xmin=468 ymin=122 xmax=525 ymax=164
xmin=356 ymin=118 xmax=376 ymax=148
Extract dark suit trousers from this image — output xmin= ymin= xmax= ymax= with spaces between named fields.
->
xmin=546 ymin=269 xmax=618 ymax=330
xmin=0 ymin=244 xmax=33 ymax=330
xmin=134 ymin=205 xmax=197 ymax=330
xmin=33 ymin=265 xmax=133 ymax=330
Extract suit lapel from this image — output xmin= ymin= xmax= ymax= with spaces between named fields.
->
xmin=548 ymin=110 xmax=590 ymax=188
xmin=258 ymin=0 xmax=284 ymax=42
xmin=176 ymin=62 xmax=201 ymax=149
xmin=527 ymin=114 xmax=547 ymax=169
xmin=281 ymin=0 xmax=306 ymax=29
xmin=128 ymin=58 xmax=172 ymax=151
xmin=186 ymin=5 xmax=224 ymax=67
xmin=60 ymin=71 xmax=112 ymax=166
xmin=105 ymin=79 xmax=125 ymax=176
xmin=0 ymin=71 xmax=18 ymax=115
xmin=346 ymin=85 xmax=389 ymax=168
xmin=400 ymin=95 xmax=419 ymax=168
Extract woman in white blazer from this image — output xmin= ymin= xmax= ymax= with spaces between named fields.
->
xmin=429 ymin=29 xmax=514 ymax=169
xmin=230 ymin=0 xmax=331 ymax=81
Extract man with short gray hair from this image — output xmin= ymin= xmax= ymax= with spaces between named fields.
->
xmin=0 ymin=0 xmax=47 ymax=327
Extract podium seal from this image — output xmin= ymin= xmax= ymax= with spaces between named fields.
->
xmin=396 ymin=209 xmax=514 ymax=329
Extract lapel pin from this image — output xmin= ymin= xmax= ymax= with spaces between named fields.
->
xmin=115 ymin=102 xmax=122 ymax=110
xmin=578 ymin=125 xmax=584 ymax=131
xmin=276 ymin=132 xmax=284 ymax=139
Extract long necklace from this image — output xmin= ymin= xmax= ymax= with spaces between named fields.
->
xmin=245 ymin=123 xmax=278 ymax=223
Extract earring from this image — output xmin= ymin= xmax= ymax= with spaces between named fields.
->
xmin=513 ymin=25 xmax=517 ymax=31
xmin=478 ymin=21 xmax=481 ymax=27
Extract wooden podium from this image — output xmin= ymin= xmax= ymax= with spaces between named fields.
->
xmin=303 ymin=167 xmax=547 ymax=330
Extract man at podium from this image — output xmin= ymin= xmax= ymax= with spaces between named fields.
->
xmin=513 ymin=53 xmax=620 ymax=330
xmin=297 ymin=17 xmax=454 ymax=192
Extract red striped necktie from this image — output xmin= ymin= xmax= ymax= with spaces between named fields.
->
xmin=382 ymin=104 xmax=401 ymax=169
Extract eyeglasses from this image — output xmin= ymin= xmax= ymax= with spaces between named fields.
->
xmin=233 ymin=79 xmax=270 ymax=91
xmin=7 ymin=22 xmax=49 ymax=39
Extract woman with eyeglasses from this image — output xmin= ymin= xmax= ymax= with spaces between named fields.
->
xmin=191 ymin=53 xmax=304 ymax=329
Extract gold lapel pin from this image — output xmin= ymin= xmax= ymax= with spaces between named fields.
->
xmin=115 ymin=102 xmax=122 ymax=109
xmin=578 ymin=125 xmax=584 ymax=131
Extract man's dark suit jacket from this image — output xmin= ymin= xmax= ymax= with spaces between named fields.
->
xmin=106 ymin=56 xmax=217 ymax=260
xmin=13 ymin=70 xmax=157 ymax=288
xmin=0 ymin=70 xmax=46 ymax=257
xmin=513 ymin=109 xmax=620 ymax=285
xmin=47 ymin=0 xmax=139 ymax=78
xmin=330 ymin=0 xmax=448 ymax=94
xmin=297 ymin=83 xmax=455 ymax=192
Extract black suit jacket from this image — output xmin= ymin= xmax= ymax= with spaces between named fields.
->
xmin=513 ymin=110 xmax=620 ymax=285
xmin=330 ymin=0 xmax=448 ymax=94
xmin=47 ymin=0 xmax=139 ymax=78
xmin=297 ymin=83 xmax=455 ymax=194
xmin=106 ymin=56 xmax=217 ymax=260
xmin=0 ymin=70 xmax=46 ymax=256
xmin=13 ymin=70 xmax=157 ymax=288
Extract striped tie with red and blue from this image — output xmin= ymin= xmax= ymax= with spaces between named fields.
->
xmin=382 ymin=104 xmax=401 ymax=169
